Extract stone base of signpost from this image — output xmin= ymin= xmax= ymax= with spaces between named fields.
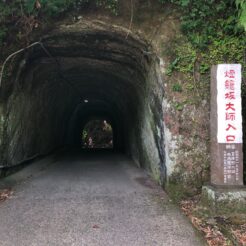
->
xmin=201 ymin=185 xmax=246 ymax=214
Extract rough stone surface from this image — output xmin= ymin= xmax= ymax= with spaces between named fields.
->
xmin=0 ymin=21 xmax=165 ymax=184
xmin=202 ymin=185 xmax=246 ymax=214
xmin=0 ymin=152 xmax=204 ymax=246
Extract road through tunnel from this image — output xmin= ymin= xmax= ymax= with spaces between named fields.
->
xmin=0 ymin=21 xmax=166 ymax=184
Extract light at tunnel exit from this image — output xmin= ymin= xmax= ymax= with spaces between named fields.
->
xmin=82 ymin=120 xmax=113 ymax=149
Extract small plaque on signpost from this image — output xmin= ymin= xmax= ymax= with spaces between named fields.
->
xmin=211 ymin=64 xmax=243 ymax=186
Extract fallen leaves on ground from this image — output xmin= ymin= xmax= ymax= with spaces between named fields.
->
xmin=231 ymin=224 xmax=246 ymax=245
xmin=180 ymin=198 xmax=232 ymax=246
xmin=0 ymin=189 xmax=13 ymax=202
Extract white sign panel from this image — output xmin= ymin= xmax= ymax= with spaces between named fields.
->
xmin=217 ymin=64 xmax=242 ymax=143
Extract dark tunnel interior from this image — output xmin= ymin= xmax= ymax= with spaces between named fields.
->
xmin=0 ymin=24 xmax=166 ymax=183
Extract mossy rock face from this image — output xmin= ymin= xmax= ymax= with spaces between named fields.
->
xmin=165 ymin=176 xmax=202 ymax=203
xmin=201 ymin=186 xmax=246 ymax=215
xmin=165 ymin=182 xmax=187 ymax=203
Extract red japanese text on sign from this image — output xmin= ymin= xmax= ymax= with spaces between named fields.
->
xmin=217 ymin=64 xmax=242 ymax=144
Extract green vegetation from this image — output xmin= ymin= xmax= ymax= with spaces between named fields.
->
xmin=162 ymin=0 xmax=245 ymax=96
xmin=236 ymin=0 xmax=246 ymax=30
xmin=172 ymin=83 xmax=182 ymax=92
xmin=82 ymin=120 xmax=113 ymax=149
xmin=1 ymin=0 xmax=244 ymax=50
xmin=0 ymin=0 xmax=119 ymax=46
xmin=159 ymin=0 xmax=246 ymax=47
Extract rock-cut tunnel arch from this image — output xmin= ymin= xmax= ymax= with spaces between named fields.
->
xmin=0 ymin=21 xmax=166 ymax=184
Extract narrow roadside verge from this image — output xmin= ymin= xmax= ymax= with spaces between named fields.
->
xmin=179 ymin=196 xmax=246 ymax=245
xmin=0 ymin=153 xmax=57 ymax=203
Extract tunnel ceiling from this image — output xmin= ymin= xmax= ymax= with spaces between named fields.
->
xmin=0 ymin=21 xmax=165 ymax=184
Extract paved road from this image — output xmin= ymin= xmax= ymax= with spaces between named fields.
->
xmin=0 ymin=151 xmax=204 ymax=246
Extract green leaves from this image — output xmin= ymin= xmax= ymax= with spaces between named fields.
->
xmin=160 ymin=0 xmax=245 ymax=48
xmin=180 ymin=0 xmax=190 ymax=7
xmin=0 ymin=27 xmax=7 ymax=43
xmin=172 ymin=83 xmax=183 ymax=92
xmin=96 ymin=0 xmax=119 ymax=15
xmin=236 ymin=0 xmax=246 ymax=31
xmin=0 ymin=0 xmax=120 ymax=46
xmin=166 ymin=57 xmax=180 ymax=76
xmin=24 ymin=0 xmax=36 ymax=13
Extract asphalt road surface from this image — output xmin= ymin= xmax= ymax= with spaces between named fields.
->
xmin=0 ymin=151 xmax=204 ymax=246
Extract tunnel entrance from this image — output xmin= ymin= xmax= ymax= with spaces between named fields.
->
xmin=82 ymin=119 xmax=113 ymax=149
xmin=0 ymin=21 xmax=166 ymax=185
